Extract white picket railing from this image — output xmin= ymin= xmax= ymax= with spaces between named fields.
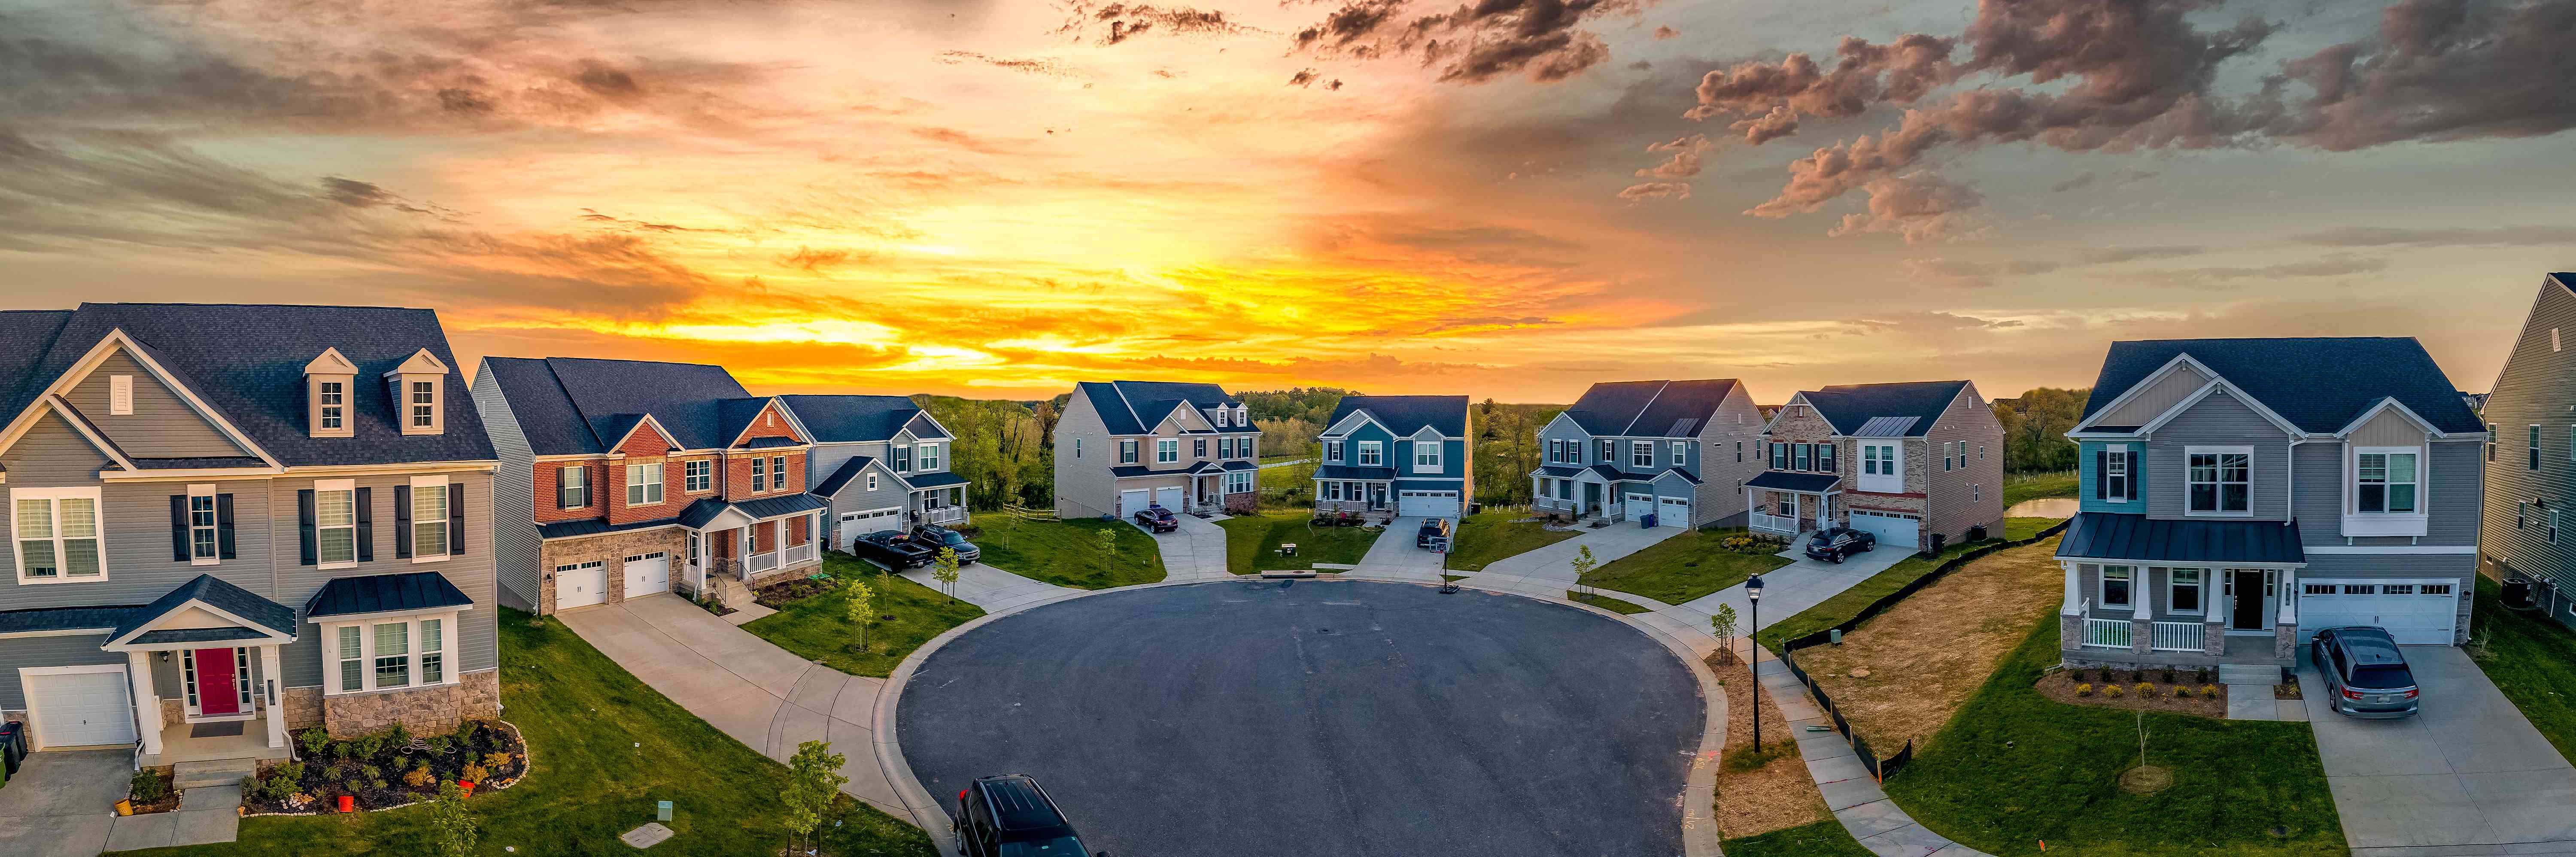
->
xmin=1750 ymin=512 xmax=1800 ymax=534
xmin=784 ymin=542 xmax=817 ymax=567
xmin=2151 ymin=621 xmax=2205 ymax=652
xmin=746 ymin=551 xmax=779 ymax=574
xmin=2084 ymin=617 xmax=2132 ymax=648
xmin=922 ymin=507 xmax=967 ymax=525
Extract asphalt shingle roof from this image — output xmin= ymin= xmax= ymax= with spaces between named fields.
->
xmin=112 ymin=574 xmax=296 ymax=640
xmin=305 ymin=571 xmax=477 ymax=619
xmin=2079 ymin=338 xmax=2482 ymax=435
xmin=813 ymin=456 xmax=876 ymax=497
xmin=0 ymin=304 xmax=495 ymax=466
xmin=2057 ymin=512 xmax=2306 ymax=564
xmin=1327 ymin=395 xmax=1469 ymax=438
xmin=131 ymin=627 xmax=270 ymax=645
xmin=0 ymin=605 xmax=138 ymax=635
xmin=1561 ymin=380 xmax=1742 ymax=437
xmin=1075 ymin=380 xmax=1247 ymax=436
xmin=480 ymin=357 xmax=755 ymax=455
xmin=1798 ymin=381 xmax=1970 ymax=437
xmin=778 ymin=395 xmax=930 ymax=443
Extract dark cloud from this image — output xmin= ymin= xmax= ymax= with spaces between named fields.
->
xmin=1653 ymin=25 xmax=1679 ymax=40
xmin=781 ymin=246 xmax=871 ymax=272
xmin=1290 ymin=68 xmax=1321 ymax=87
xmin=934 ymin=51 xmax=1085 ymax=79
xmin=320 ymin=177 xmax=457 ymax=217
xmin=572 ymin=60 xmax=641 ymax=97
xmin=1058 ymin=2 xmax=1253 ymax=46
xmin=2269 ymin=0 xmax=2576 ymax=151
xmin=2289 ymin=224 xmax=2576 ymax=247
xmin=1292 ymin=0 xmax=1641 ymax=84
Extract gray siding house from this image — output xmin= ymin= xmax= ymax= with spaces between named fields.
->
xmin=778 ymin=395 xmax=970 ymax=550
xmin=0 ymin=304 xmax=499 ymax=766
xmin=1530 ymin=379 xmax=1765 ymax=529
xmin=2058 ymin=338 xmax=2485 ymax=677
xmin=1052 ymin=381 xmax=1260 ymax=519
xmin=2477 ymin=272 xmax=2576 ymax=628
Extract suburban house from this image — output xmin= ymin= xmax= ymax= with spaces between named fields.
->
xmin=1749 ymin=380 xmax=2004 ymax=549
xmin=0 ymin=304 xmax=500 ymax=766
xmin=1529 ymin=379 xmax=1765 ymax=529
xmin=472 ymin=358 xmax=827 ymax=615
xmin=1052 ymin=381 xmax=1260 ymax=519
xmin=2477 ymin=272 xmax=2576 ymax=628
xmin=2057 ymin=338 xmax=2485 ymax=677
xmin=1312 ymin=395 xmax=1472 ymax=519
xmin=779 ymin=394 xmax=970 ymax=551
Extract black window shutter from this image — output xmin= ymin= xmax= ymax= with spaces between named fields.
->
xmin=394 ymin=485 xmax=413 ymax=559
xmin=170 ymin=495 xmax=189 ymax=562
xmin=216 ymin=494 xmax=235 ymax=559
xmin=298 ymin=489 xmax=317 ymax=565
xmin=2095 ymin=450 xmax=2108 ymax=500
xmin=355 ymin=486 xmax=374 ymax=562
xmin=449 ymin=483 xmax=466 ymax=555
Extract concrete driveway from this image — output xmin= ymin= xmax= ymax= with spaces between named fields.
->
xmin=1480 ymin=521 xmax=1683 ymax=581
xmin=1141 ymin=513 xmax=1233 ymax=581
xmin=2300 ymin=645 xmax=2576 ymax=854
xmin=0 ymin=750 xmax=120 ymax=857
xmin=556 ymin=594 xmax=906 ymax=819
xmin=1661 ymin=541 xmax=1911 ymax=633
xmin=899 ymin=562 xmax=1078 ymax=612
xmin=1353 ymin=516 xmax=1447 ymax=580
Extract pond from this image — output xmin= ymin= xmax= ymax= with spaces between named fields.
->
xmin=2005 ymin=498 xmax=2077 ymax=518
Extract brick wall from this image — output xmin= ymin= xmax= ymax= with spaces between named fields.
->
xmin=534 ymin=461 xmax=608 ymax=523
xmin=617 ymin=422 xmax=675 ymax=456
xmin=608 ymin=453 xmax=719 ymax=525
xmin=723 ymin=451 xmax=806 ymax=501
xmin=740 ymin=401 xmax=799 ymax=441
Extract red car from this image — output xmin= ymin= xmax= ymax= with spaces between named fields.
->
xmin=1133 ymin=505 xmax=1180 ymax=532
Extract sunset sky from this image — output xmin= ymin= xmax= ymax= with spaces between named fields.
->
xmin=4 ymin=0 xmax=2571 ymax=402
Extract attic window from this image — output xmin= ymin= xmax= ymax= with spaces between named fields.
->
xmin=319 ymin=383 xmax=344 ymax=429
xmin=109 ymin=375 xmax=133 ymax=415
xmin=410 ymin=381 xmax=436 ymax=428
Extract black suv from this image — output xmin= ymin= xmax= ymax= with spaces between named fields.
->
xmin=1803 ymin=527 xmax=1876 ymax=563
xmin=1416 ymin=517 xmax=1452 ymax=549
xmin=2312 ymin=626 xmax=2421 ymax=719
xmin=1132 ymin=505 xmax=1180 ymax=533
xmin=851 ymin=529 xmax=935 ymax=569
xmin=954 ymin=774 xmax=1104 ymax=857
xmin=909 ymin=524 xmax=982 ymax=565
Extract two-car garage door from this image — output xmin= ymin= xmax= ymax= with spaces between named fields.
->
xmin=1620 ymin=493 xmax=1689 ymax=527
xmin=24 ymin=667 xmax=139 ymax=750
xmin=1847 ymin=510 xmax=1920 ymax=549
xmin=1399 ymin=490 xmax=1461 ymax=518
xmin=2298 ymin=579 xmax=2462 ymax=645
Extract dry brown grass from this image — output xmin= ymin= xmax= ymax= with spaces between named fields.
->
xmin=1707 ymin=653 xmax=1833 ymax=839
xmin=1787 ymin=536 xmax=2065 ymax=754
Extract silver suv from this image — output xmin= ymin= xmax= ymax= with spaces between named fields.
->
xmin=2312 ymin=627 xmax=2420 ymax=719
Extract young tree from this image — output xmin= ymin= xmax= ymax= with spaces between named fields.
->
xmin=1711 ymin=603 xmax=1741 ymax=666
xmin=428 ymin=781 xmax=478 ymax=857
xmin=783 ymin=740 xmax=849 ymax=856
xmin=1093 ymin=528 xmax=1117 ymax=579
xmin=931 ymin=547 xmax=962 ymax=603
xmin=844 ymin=579 xmax=876 ymax=654
xmin=1569 ymin=544 xmax=1598 ymax=598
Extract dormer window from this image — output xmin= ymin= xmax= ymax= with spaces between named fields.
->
xmin=319 ymin=383 xmax=344 ymax=430
xmin=383 ymin=348 xmax=448 ymax=436
xmin=304 ymin=347 xmax=357 ymax=438
xmin=410 ymin=381 xmax=436 ymax=429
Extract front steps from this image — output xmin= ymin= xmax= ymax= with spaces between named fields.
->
xmin=171 ymin=757 xmax=257 ymax=789
xmin=2217 ymin=663 xmax=2281 ymax=685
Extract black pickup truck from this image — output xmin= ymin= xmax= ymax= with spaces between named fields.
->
xmin=852 ymin=529 xmax=936 ymax=569
xmin=908 ymin=524 xmax=982 ymax=565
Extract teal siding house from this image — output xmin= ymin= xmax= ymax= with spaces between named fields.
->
xmin=1314 ymin=395 xmax=1470 ymax=519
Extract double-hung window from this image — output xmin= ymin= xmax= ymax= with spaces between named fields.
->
xmin=374 ymin=622 xmax=411 ymax=688
xmin=685 ymin=460 xmax=710 ymax=492
xmin=318 ymin=381 xmax=344 ymax=430
xmin=2099 ymin=447 xmax=2132 ymax=502
xmin=558 ymin=465 xmax=589 ymax=509
xmin=1157 ymin=439 xmax=1180 ymax=463
xmin=410 ymin=380 xmax=437 ymax=428
xmin=328 ymin=613 xmax=458 ymax=695
xmin=1735 ymin=441 xmax=1742 ymax=463
xmin=1195 ymin=439 xmax=1208 ymax=458
xmin=2099 ymin=565 xmax=2133 ymax=608
xmin=412 ymin=476 xmax=450 ymax=559
xmin=1863 ymin=444 xmax=1881 ymax=474
xmin=1792 ymin=443 xmax=1811 ymax=471
xmin=1118 ymin=440 xmax=1139 ymax=463
xmin=13 ymin=487 xmax=103 ymax=583
xmin=1818 ymin=444 xmax=1836 ymax=473
xmin=2533 ymin=425 xmax=2545 ymax=471
xmin=893 ymin=446 xmax=911 ymax=472
xmin=316 ymin=480 xmax=358 ymax=568
xmin=1327 ymin=440 xmax=1344 ymax=463
xmin=1771 ymin=441 xmax=1789 ymax=469
xmin=1671 ymin=441 xmax=1687 ymax=467
xmin=2488 ymin=422 xmax=2498 ymax=462
xmin=1358 ymin=442 xmax=1383 ymax=466
xmin=1631 ymin=441 xmax=1653 ymax=468
xmin=2185 ymin=449 xmax=2251 ymax=515
xmin=769 ymin=456 xmax=787 ymax=490
xmin=1416 ymin=442 xmax=1442 ymax=468
xmin=626 ymin=462 xmax=664 ymax=507
xmin=2167 ymin=568 xmax=2204 ymax=614
xmin=920 ymin=444 xmax=941 ymax=471
xmin=750 ymin=456 xmax=767 ymax=489
xmin=188 ymin=486 xmax=219 ymax=564
xmin=2354 ymin=450 xmax=2417 ymax=513
xmin=1597 ymin=439 xmax=1615 ymax=463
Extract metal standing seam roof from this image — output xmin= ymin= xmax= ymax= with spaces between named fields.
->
xmin=902 ymin=471 xmax=970 ymax=489
xmin=1745 ymin=471 xmax=1842 ymax=492
xmin=1313 ymin=464 xmax=1398 ymax=481
xmin=305 ymin=571 xmax=477 ymax=618
xmin=2079 ymin=338 xmax=2482 ymax=435
xmin=1851 ymin=416 xmax=1920 ymax=437
xmin=2054 ymin=512 xmax=2306 ymax=564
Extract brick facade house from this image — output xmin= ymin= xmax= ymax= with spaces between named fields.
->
xmin=1749 ymin=380 xmax=2005 ymax=551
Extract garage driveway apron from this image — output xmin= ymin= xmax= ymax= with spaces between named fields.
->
xmin=0 ymin=750 xmax=122 ymax=857
xmin=2300 ymin=645 xmax=2576 ymax=854
xmin=1352 ymin=516 xmax=1449 ymax=580
xmin=898 ymin=562 xmax=1079 ymax=613
xmin=555 ymin=594 xmax=907 ymax=818
xmin=1658 ymin=542 xmax=1911 ymax=637
xmin=1477 ymin=522 xmax=1684 ymax=581
xmin=1141 ymin=512 xmax=1233 ymax=581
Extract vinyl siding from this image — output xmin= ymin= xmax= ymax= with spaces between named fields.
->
xmin=267 ymin=471 xmax=499 ymax=688
xmin=62 ymin=349 xmax=248 ymax=459
xmin=1051 ymin=391 xmax=1119 ymax=518
xmin=2078 ymin=440 xmax=2147 ymax=514
xmin=0 ymin=634 xmax=128 ymax=711
xmin=2143 ymin=390 xmax=2292 ymax=520
xmin=2482 ymin=277 xmax=2576 ymax=627
xmin=1538 ymin=415 xmax=1592 ymax=465
xmin=2093 ymin=362 xmax=2210 ymax=427
xmin=1691 ymin=383 xmax=1765 ymax=527
xmin=470 ymin=369 xmax=542 ymax=612
xmin=824 ymin=461 xmax=909 ymax=549
xmin=1 ymin=413 xmax=113 ymax=486
xmin=808 ymin=441 xmax=889 ymax=492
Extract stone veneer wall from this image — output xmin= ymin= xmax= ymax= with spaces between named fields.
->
xmin=320 ymin=669 xmax=501 ymax=737
xmin=281 ymin=687 xmax=325 ymax=730
xmin=535 ymin=527 xmax=688 ymax=614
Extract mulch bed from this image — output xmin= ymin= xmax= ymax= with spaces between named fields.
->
xmin=126 ymin=767 xmax=179 ymax=815
xmin=2034 ymin=669 xmax=2228 ymax=719
xmin=754 ymin=576 xmax=837 ymax=608
xmin=1707 ymin=653 xmax=1833 ymax=839
xmin=245 ymin=719 xmax=528 ymax=814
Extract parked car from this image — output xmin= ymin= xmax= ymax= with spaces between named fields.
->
xmin=2312 ymin=627 xmax=2420 ymax=719
xmin=1803 ymin=527 xmax=1876 ymax=563
xmin=1133 ymin=505 xmax=1180 ymax=532
xmin=1416 ymin=517 xmax=1451 ymax=549
xmin=909 ymin=524 xmax=982 ymax=565
xmin=954 ymin=774 xmax=1104 ymax=857
xmin=852 ymin=529 xmax=935 ymax=569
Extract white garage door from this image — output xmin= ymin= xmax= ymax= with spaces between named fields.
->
xmin=25 ymin=668 xmax=137 ymax=750
xmin=1622 ymin=492 xmax=1655 ymax=521
xmin=1154 ymin=486 xmax=1184 ymax=510
xmin=557 ymin=560 xmax=608 ymax=610
xmin=840 ymin=508 xmax=900 ymax=549
xmin=1847 ymin=510 xmax=1920 ymax=548
xmin=626 ymin=552 xmax=671 ymax=597
xmin=1657 ymin=497 xmax=1691 ymax=528
xmin=1401 ymin=490 xmax=1462 ymax=519
xmin=1119 ymin=489 xmax=1151 ymax=517
xmin=2298 ymin=579 xmax=2461 ymax=645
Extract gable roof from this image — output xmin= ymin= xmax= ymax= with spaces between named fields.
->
xmin=778 ymin=395 xmax=934 ymax=443
xmin=110 ymin=574 xmax=297 ymax=642
xmin=1561 ymin=380 xmax=1742 ymax=437
xmin=1797 ymin=381 xmax=1970 ymax=437
xmin=1326 ymin=395 xmax=1469 ymax=438
xmin=2080 ymin=338 xmax=2482 ymax=435
xmin=1073 ymin=380 xmax=1245 ymax=436
xmin=479 ymin=357 xmax=753 ymax=455
xmin=813 ymin=455 xmax=878 ymax=497
xmin=0 ymin=304 xmax=495 ymax=466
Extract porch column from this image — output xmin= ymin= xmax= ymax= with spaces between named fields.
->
xmin=259 ymin=645 xmax=287 ymax=748
xmin=2060 ymin=561 xmax=2082 ymax=615
xmin=126 ymin=650 xmax=163 ymax=757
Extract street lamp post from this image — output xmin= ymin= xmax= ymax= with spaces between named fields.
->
xmin=1746 ymin=574 xmax=1765 ymax=751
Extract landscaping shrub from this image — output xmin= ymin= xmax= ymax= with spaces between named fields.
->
xmin=2196 ymin=668 xmax=2211 ymax=685
xmin=131 ymin=768 xmax=171 ymax=804
xmin=1718 ymin=532 xmax=1789 ymax=555
xmin=247 ymin=720 xmax=527 ymax=814
xmin=2160 ymin=668 xmax=2176 ymax=684
xmin=257 ymin=762 xmax=304 ymax=803
xmin=2169 ymin=685 xmax=2188 ymax=699
xmin=2134 ymin=682 xmax=2155 ymax=697
xmin=2200 ymin=684 xmax=2221 ymax=698
xmin=405 ymin=764 xmax=436 ymax=788
xmin=2075 ymin=683 xmax=2093 ymax=697
xmin=2105 ymin=684 xmax=2123 ymax=697
xmin=298 ymin=727 xmax=329 ymax=757
xmin=462 ymin=762 xmax=489 ymax=784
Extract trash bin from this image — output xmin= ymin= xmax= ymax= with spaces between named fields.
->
xmin=1640 ymin=513 xmax=1656 ymax=529
xmin=0 ymin=720 xmax=25 ymax=782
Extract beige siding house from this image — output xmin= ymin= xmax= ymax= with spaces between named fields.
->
xmin=1749 ymin=380 xmax=2005 ymax=550
xmin=1053 ymin=381 xmax=1261 ymax=519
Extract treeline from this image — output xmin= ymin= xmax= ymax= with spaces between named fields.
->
xmin=1991 ymin=386 xmax=2088 ymax=473
xmin=1472 ymin=400 xmax=1566 ymax=507
xmin=912 ymin=395 xmax=1053 ymax=510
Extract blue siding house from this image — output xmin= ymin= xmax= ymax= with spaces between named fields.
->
xmin=1315 ymin=396 xmax=1470 ymax=519
xmin=1529 ymin=380 xmax=1766 ymax=529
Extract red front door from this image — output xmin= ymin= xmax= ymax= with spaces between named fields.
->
xmin=194 ymin=648 xmax=240 ymax=716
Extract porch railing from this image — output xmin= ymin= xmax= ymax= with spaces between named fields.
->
xmin=922 ymin=506 xmax=967 ymax=525
xmin=2151 ymin=621 xmax=2204 ymax=652
xmin=2083 ymin=617 xmax=2132 ymax=649
xmin=784 ymin=542 xmax=817 ymax=566
xmin=1750 ymin=512 xmax=1799 ymax=533
xmin=746 ymin=551 xmax=780 ymax=574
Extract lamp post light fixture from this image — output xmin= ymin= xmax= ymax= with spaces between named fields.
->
xmin=1746 ymin=574 xmax=1764 ymax=750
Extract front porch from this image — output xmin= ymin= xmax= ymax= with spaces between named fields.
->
xmin=2061 ymin=593 xmax=2297 ymax=671
xmin=697 ymin=497 xmax=828 ymax=586
xmin=906 ymin=474 xmax=970 ymax=526
xmin=139 ymin=710 xmax=292 ymax=768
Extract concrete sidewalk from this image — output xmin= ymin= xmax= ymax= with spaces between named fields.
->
xmin=900 ymin=562 xmax=1080 ymax=613
xmin=1480 ymin=521 xmax=1684 ymax=580
xmin=1756 ymin=657 xmax=1995 ymax=857
xmin=556 ymin=594 xmax=907 ymax=819
xmin=1143 ymin=514 xmax=1233 ymax=581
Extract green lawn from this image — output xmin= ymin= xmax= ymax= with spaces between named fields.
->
xmin=1568 ymin=590 xmax=1652 ymax=614
xmin=2002 ymin=471 xmax=2079 ymax=507
xmin=741 ymin=553 xmax=984 ymax=678
xmin=1259 ymin=461 xmax=1309 ymax=500
xmin=2004 ymin=517 xmax=2057 ymax=541
xmin=1215 ymin=510 xmax=1376 ymax=574
xmin=1446 ymin=511 xmax=1579 ymax=571
xmin=971 ymin=515 xmax=1165 ymax=589
xmin=1881 ymin=611 xmax=2343 ymax=855
xmin=1577 ymin=527 xmax=1793 ymax=605
xmin=1723 ymin=820 xmax=1874 ymax=857
xmin=2471 ymin=574 xmax=2576 ymax=762
xmin=1258 ymin=453 xmax=1308 ymax=465
xmin=123 ymin=608 xmax=935 ymax=857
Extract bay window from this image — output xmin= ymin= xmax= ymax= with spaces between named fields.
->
xmin=2185 ymin=449 xmax=2251 ymax=515
xmin=327 ymin=612 xmax=460 ymax=695
xmin=14 ymin=487 xmax=103 ymax=583
xmin=2355 ymin=450 xmax=2418 ymax=513
xmin=374 ymin=622 xmax=410 ymax=688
